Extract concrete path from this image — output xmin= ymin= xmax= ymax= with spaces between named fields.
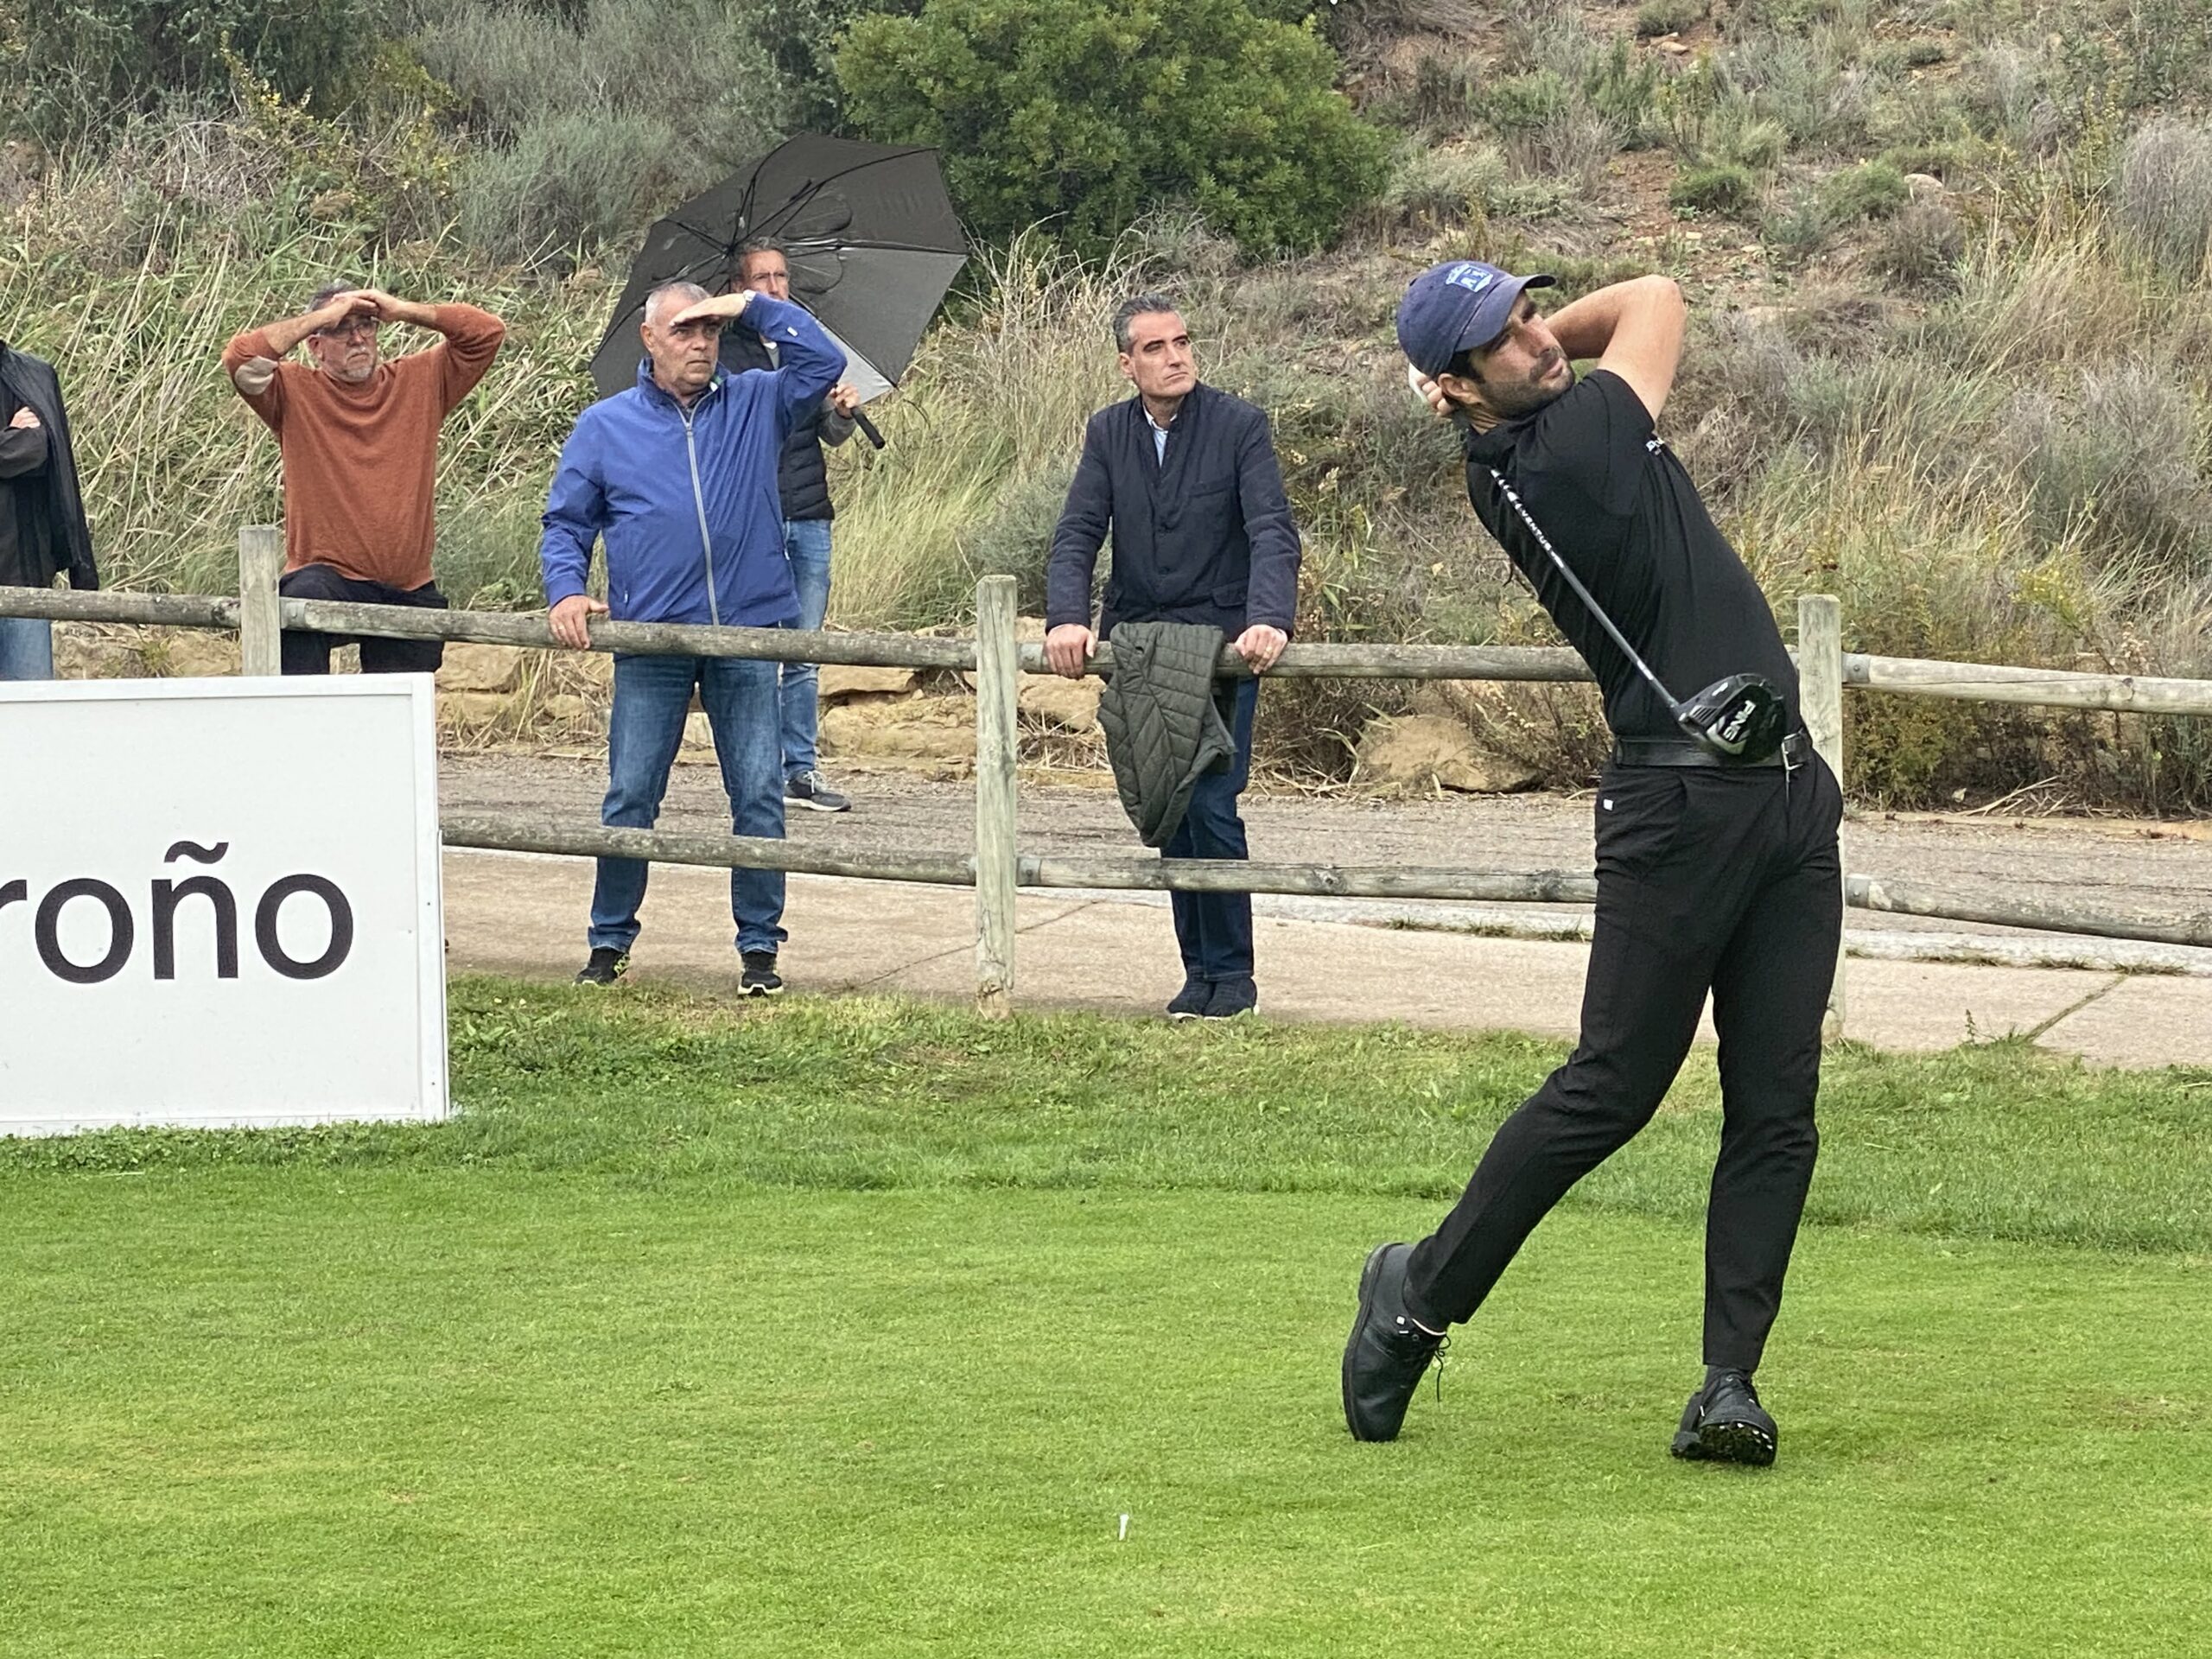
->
xmin=443 ymin=849 xmax=2212 ymax=1068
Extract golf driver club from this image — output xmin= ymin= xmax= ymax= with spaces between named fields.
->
xmin=1484 ymin=465 xmax=1789 ymax=764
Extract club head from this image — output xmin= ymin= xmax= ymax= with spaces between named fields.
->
xmin=1675 ymin=674 xmax=1788 ymax=762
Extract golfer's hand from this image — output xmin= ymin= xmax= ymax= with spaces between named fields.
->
xmin=1234 ymin=624 xmax=1287 ymax=672
xmin=1407 ymin=363 xmax=1451 ymax=420
xmin=829 ymin=382 xmax=861 ymax=418
xmin=671 ymin=290 xmax=753 ymax=329
xmin=549 ymin=594 xmax=607 ymax=650
xmin=8 ymin=405 xmax=39 ymax=430
xmin=1045 ymin=623 xmax=1095 ymax=680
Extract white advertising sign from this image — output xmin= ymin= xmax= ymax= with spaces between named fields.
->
xmin=0 ymin=677 xmax=447 ymax=1135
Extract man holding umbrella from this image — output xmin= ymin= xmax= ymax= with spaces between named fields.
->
xmin=542 ymin=280 xmax=845 ymax=996
xmin=721 ymin=234 xmax=862 ymax=816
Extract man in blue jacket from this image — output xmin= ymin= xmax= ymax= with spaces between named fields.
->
xmin=1045 ymin=295 xmax=1301 ymax=1020
xmin=541 ymin=279 xmax=845 ymax=995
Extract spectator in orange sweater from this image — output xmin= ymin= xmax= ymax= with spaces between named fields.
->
xmin=221 ymin=283 xmax=505 ymax=675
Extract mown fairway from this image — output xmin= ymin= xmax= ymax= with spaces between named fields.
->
xmin=3 ymin=982 xmax=2207 ymax=1657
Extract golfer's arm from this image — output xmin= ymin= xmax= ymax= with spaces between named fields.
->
xmin=1546 ymin=276 xmax=1686 ymax=420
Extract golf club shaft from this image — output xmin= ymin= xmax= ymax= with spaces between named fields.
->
xmin=1484 ymin=467 xmax=1684 ymax=715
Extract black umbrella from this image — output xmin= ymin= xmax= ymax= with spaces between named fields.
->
xmin=588 ymin=134 xmax=968 ymax=427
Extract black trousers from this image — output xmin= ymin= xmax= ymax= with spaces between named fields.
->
xmin=278 ymin=563 xmax=448 ymax=676
xmin=1404 ymin=753 xmax=1844 ymax=1374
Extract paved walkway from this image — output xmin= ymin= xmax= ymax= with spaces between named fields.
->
xmin=444 ymin=849 xmax=2212 ymax=1068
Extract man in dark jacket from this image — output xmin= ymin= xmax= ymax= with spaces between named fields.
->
xmin=1046 ymin=295 xmax=1302 ymax=1020
xmin=0 ymin=341 xmax=98 ymax=679
xmin=541 ymin=279 xmax=844 ymax=998
xmin=721 ymin=237 xmax=861 ymax=815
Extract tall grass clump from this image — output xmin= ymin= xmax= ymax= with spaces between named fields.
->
xmin=2117 ymin=118 xmax=2212 ymax=278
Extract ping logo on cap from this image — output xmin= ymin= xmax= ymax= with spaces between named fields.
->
xmin=1445 ymin=263 xmax=1497 ymax=294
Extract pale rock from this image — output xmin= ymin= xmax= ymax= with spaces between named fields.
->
xmin=542 ymin=693 xmax=594 ymax=725
xmin=1355 ymin=714 xmax=1539 ymax=793
xmin=817 ymin=663 xmax=918 ymax=701
xmin=1018 ymin=673 xmax=1102 ymax=733
xmin=820 ymin=695 xmax=975 ymax=763
xmin=147 ymin=630 xmax=239 ymax=677
xmin=1904 ymin=172 xmax=1945 ymax=200
xmin=439 ymin=690 xmax=520 ymax=728
xmin=436 ymin=641 xmax=524 ymax=694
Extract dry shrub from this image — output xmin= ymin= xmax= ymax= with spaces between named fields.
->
xmin=2117 ymin=118 xmax=2212 ymax=278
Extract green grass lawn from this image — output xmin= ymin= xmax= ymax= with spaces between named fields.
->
xmin=3 ymin=982 xmax=2208 ymax=1656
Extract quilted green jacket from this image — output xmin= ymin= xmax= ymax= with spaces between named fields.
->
xmin=1096 ymin=620 xmax=1235 ymax=849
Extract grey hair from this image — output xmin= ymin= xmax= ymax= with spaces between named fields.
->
xmin=309 ymin=280 xmax=365 ymax=311
xmin=1111 ymin=292 xmax=1179 ymax=353
xmin=735 ymin=235 xmax=787 ymax=275
xmin=644 ymin=280 xmax=711 ymax=327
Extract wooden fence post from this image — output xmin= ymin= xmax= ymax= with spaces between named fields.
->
xmin=238 ymin=524 xmax=283 ymax=676
xmin=1799 ymin=593 xmax=1847 ymax=1041
xmin=974 ymin=575 xmax=1020 ymax=1018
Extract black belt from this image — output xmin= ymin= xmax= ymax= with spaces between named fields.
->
xmin=1611 ymin=730 xmax=1811 ymax=770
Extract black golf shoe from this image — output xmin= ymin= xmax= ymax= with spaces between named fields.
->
xmin=575 ymin=947 xmax=629 ymax=987
xmin=1670 ymin=1368 xmax=1778 ymax=1466
xmin=741 ymin=950 xmax=784 ymax=997
xmin=1342 ymin=1242 xmax=1446 ymax=1442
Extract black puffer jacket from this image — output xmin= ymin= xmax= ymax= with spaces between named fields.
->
xmin=720 ymin=332 xmax=855 ymax=521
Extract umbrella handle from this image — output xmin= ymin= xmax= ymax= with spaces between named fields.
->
xmin=853 ymin=409 xmax=887 ymax=449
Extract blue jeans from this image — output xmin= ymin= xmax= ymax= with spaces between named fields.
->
xmin=590 ymin=653 xmax=788 ymax=959
xmin=779 ymin=518 xmax=832 ymax=777
xmin=1166 ymin=676 xmax=1260 ymax=984
xmin=0 ymin=616 xmax=54 ymax=679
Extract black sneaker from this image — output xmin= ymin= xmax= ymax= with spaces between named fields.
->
xmin=1670 ymin=1368 xmax=1778 ymax=1466
xmin=1342 ymin=1242 xmax=1446 ymax=1442
xmin=1201 ymin=976 xmax=1257 ymax=1019
xmin=785 ymin=770 xmax=851 ymax=813
xmin=575 ymin=946 xmax=628 ymax=987
xmin=741 ymin=950 xmax=784 ymax=997
xmin=1166 ymin=978 xmax=1211 ymax=1020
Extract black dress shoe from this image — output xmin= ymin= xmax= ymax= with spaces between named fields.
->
xmin=1342 ymin=1242 xmax=1446 ymax=1442
xmin=1670 ymin=1368 xmax=1778 ymax=1466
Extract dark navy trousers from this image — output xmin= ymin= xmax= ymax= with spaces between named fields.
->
xmin=1166 ymin=676 xmax=1260 ymax=985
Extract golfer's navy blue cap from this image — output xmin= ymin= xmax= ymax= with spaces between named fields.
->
xmin=1395 ymin=260 xmax=1557 ymax=378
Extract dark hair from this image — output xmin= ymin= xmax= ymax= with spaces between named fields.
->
xmin=1111 ymin=292 xmax=1179 ymax=354
xmin=1445 ymin=346 xmax=1483 ymax=382
xmin=735 ymin=235 xmax=788 ymax=279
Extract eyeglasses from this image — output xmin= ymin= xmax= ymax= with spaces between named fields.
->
xmin=315 ymin=318 xmax=380 ymax=341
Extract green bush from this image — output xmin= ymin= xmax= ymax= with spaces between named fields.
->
xmin=837 ymin=0 xmax=1386 ymax=256
xmin=1817 ymin=159 xmax=1910 ymax=223
xmin=15 ymin=0 xmax=385 ymax=143
xmin=1670 ymin=162 xmax=1760 ymax=216
xmin=1635 ymin=0 xmax=1703 ymax=39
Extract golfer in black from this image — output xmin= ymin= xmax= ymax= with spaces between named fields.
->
xmin=1341 ymin=262 xmax=1843 ymax=1465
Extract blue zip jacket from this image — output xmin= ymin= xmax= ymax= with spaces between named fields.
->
xmin=539 ymin=294 xmax=844 ymax=627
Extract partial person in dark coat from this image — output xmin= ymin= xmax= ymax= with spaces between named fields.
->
xmin=1046 ymin=294 xmax=1302 ymax=1020
xmin=0 ymin=340 xmax=98 ymax=680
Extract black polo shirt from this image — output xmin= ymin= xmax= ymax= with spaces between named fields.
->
xmin=1462 ymin=368 xmax=1798 ymax=741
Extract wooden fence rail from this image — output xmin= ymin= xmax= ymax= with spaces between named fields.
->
xmin=11 ymin=518 xmax=2212 ymax=1027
